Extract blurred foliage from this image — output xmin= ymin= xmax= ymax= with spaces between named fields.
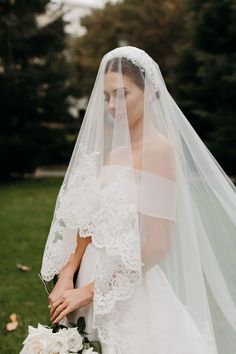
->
xmin=73 ymin=0 xmax=235 ymax=175
xmin=173 ymin=0 xmax=236 ymax=174
xmin=0 ymin=177 xmax=62 ymax=353
xmin=0 ymin=0 xmax=235 ymax=178
xmin=0 ymin=0 xmax=77 ymax=180
xmin=73 ymin=0 xmax=187 ymax=95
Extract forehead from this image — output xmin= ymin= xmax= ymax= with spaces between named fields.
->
xmin=104 ymin=71 xmax=135 ymax=91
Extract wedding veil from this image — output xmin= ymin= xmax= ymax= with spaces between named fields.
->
xmin=40 ymin=46 xmax=236 ymax=354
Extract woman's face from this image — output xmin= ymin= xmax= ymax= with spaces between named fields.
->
xmin=104 ymin=71 xmax=144 ymax=127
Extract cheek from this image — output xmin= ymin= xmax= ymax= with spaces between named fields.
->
xmin=126 ymin=93 xmax=144 ymax=118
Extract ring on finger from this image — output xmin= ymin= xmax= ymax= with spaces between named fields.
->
xmin=57 ymin=304 xmax=65 ymax=312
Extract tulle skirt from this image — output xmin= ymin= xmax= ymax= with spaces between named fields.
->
xmin=67 ymin=243 xmax=216 ymax=354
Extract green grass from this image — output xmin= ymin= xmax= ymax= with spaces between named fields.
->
xmin=0 ymin=177 xmax=63 ymax=353
xmin=1 ymin=176 xmax=235 ymax=353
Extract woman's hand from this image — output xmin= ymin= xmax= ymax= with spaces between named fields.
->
xmin=50 ymin=281 xmax=95 ymax=324
xmin=48 ymin=268 xmax=74 ymax=318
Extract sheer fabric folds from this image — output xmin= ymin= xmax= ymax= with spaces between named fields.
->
xmin=41 ymin=46 xmax=236 ymax=354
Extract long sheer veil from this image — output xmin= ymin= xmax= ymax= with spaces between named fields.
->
xmin=40 ymin=46 xmax=236 ymax=354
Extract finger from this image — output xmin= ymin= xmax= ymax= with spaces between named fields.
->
xmin=52 ymin=307 xmax=70 ymax=324
xmin=50 ymin=297 xmax=64 ymax=317
xmin=51 ymin=303 xmax=67 ymax=322
xmin=48 ymin=294 xmax=56 ymax=306
xmin=51 ymin=304 xmax=64 ymax=322
xmin=50 ymin=302 xmax=57 ymax=317
xmin=50 ymin=301 xmax=58 ymax=317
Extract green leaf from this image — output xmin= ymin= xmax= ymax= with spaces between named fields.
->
xmin=83 ymin=336 xmax=90 ymax=343
xmin=69 ymin=322 xmax=77 ymax=328
xmin=51 ymin=323 xmax=68 ymax=333
xmin=90 ymin=340 xmax=102 ymax=353
xmin=77 ymin=316 xmax=86 ymax=332
xmin=83 ymin=342 xmax=91 ymax=350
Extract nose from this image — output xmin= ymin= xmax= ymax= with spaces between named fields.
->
xmin=108 ymin=96 xmax=116 ymax=117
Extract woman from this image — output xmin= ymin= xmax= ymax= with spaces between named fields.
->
xmin=40 ymin=46 xmax=236 ymax=354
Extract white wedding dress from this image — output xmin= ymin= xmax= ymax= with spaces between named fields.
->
xmin=68 ymin=244 xmax=215 ymax=354
xmin=40 ymin=46 xmax=236 ymax=354
xmin=67 ymin=166 xmax=216 ymax=354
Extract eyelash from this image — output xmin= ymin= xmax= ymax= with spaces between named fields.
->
xmin=104 ymin=91 xmax=128 ymax=102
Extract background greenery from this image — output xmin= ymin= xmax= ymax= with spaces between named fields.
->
xmin=0 ymin=178 xmax=62 ymax=353
xmin=75 ymin=0 xmax=236 ymax=174
xmin=0 ymin=0 xmax=235 ymax=351
xmin=0 ymin=0 xmax=235 ymax=179
xmin=0 ymin=0 xmax=79 ymax=179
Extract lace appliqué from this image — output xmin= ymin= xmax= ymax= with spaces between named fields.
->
xmin=103 ymin=46 xmax=159 ymax=93
xmin=40 ymin=145 xmax=100 ymax=281
xmin=89 ymin=175 xmax=142 ymax=346
xmin=78 ymin=164 xmax=142 ymax=345
xmin=40 ymin=145 xmax=142 ymax=347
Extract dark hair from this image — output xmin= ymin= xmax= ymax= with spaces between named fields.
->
xmin=105 ymin=57 xmax=145 ymax=90
xmin=105 ymin=57 xmax=160 ymax=98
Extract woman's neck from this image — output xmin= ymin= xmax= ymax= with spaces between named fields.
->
xmin=130 ymin=116 xmax=156 ymax=146
xmin=130 ymin=117 xmax=143 ymax=146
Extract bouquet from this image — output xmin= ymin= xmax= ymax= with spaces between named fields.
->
xmin=20 ymin=317 xmax=102 ymax=354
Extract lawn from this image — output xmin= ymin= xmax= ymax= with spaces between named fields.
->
xmin=0 ymin=176 xmax=235 ymax=353
xmin=0 ymin=177 xmax=63 ymax=353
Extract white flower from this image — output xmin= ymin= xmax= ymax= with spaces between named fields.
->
xmin=20 ymin=324 xmax=53 ymax=354
xmin=20 ymin=325 xmax=70 ymax=354
xmin=46 ymin=332 xmax=68 ymax=354
xmin=82 ymin=348 xmax=99 ymax=354
xmin=20 ymin=332 xmax=50 ymax=354
xmin=20 ymin=323 xmax=96 ymax=354
xmin=28 ymin=323 xmax=52 ymax=336
xmin=66 ymin=327 xmax=83 ymax=352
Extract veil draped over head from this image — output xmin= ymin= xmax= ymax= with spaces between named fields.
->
xmin=41 ymin=46 xmax=236 ymax=354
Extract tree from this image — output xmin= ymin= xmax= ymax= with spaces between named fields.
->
xmin=73 ymin=0 xmax=187 ymax=95
xmin=174 ymin=0 xmax=236 ymax=174
xmin=0 ymin=0 xmax=75 ymax=179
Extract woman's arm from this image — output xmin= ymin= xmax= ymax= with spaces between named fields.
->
xmin=49 ymin=231 xmax=92 ymax=319
xmin=140 ymin=140 xmax=176 ymax=273
xmin=140 ymin=216 xmax=174 ymax=273
xmin=58 ymin=231 xmax=92 ymax=279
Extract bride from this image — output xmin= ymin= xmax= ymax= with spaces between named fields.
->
xmin=40 ymin=46 xmax=236 ymax=354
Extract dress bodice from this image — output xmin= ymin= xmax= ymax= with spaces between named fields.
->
xmin=99 ymin=164 xmax=176 ymax=221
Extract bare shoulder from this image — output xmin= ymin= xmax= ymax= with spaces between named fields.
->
xmin=148 ymin=133 xmax=176 ymax=181
xmin=150 ymin=132 xmax=174 ymax=155
xmin=104 ymin=146 xmax=128 ymax=165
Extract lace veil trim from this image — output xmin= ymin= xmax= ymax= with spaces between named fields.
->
xmin=41 ymin=144 xmax=142 ymax=345
xmin=103 ymin=46 xmax=160 ymax=93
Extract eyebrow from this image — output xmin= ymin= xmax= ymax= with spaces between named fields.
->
xmin=104 ymin=87 xmax=128 ymax=94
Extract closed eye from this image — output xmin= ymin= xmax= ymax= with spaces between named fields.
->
xmin=104 ymin=88 xmax=128 ymax=102
xmin=115 ymin=88 xmax=128 ymax=97
xmin=104 ymin=93 xmax=110 ymax=102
